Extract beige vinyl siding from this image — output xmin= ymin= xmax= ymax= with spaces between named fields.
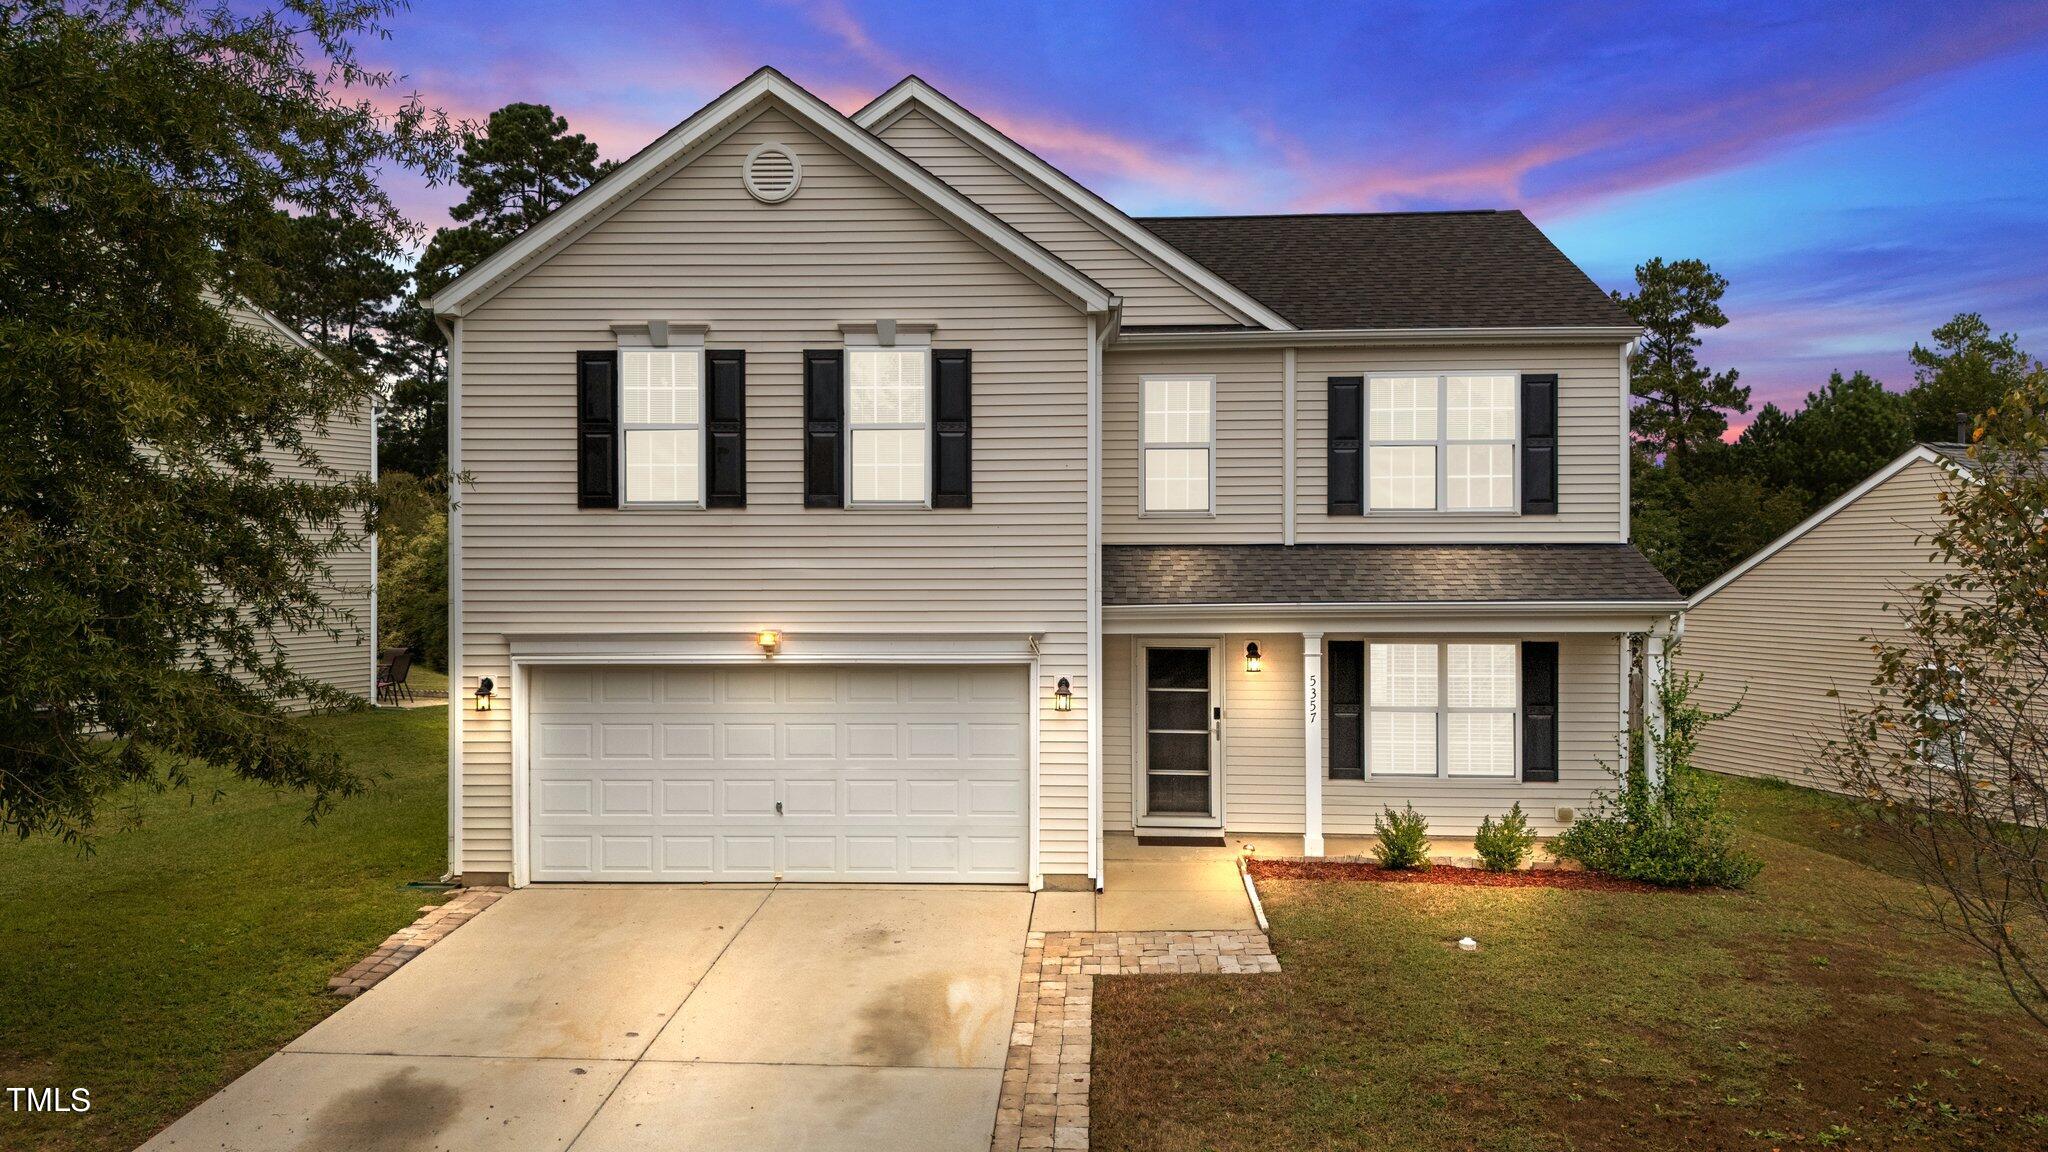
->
xmin=1103 ymin=630 xmax=1622 ymax=837
xmin=1103 ymin=634 xmax=1134 ymax=829
xmin=876 ymin=108 xmax=1238 ymax=328
xmin=1102 ymin=348 xmax=1286 ymax=543
xmin=1677 ymin=458 xmax=1953 ymax=789
xmin=226 ymin=302 xmax=375 ymax=702
xmin=455 ymin=107 xmax=1092 ymax=878
xmin=1295 ymin=344 xmax=1625 ymax=542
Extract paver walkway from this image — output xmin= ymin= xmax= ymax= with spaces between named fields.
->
xmin=992 ymin=929 xmax=1281 ymax=1151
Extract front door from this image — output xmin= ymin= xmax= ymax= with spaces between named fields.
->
xmin=1142 ymin=644 xmax=1218 ymax=821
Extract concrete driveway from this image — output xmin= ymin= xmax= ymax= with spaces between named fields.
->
xmin=141 ymin=886 xmax=1034 ymax=1151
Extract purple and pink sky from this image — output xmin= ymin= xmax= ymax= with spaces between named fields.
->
xmin=364 ymin=0 xmax=2048 ymax=426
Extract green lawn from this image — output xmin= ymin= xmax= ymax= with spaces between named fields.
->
xmin=1094 ymin=774 xmax=2048 ymax=1151
xmin=0 ymin=706 xmax=450 ymax=1152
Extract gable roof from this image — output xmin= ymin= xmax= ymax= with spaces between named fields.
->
xmin=1685 ymin=445 xmax=1963 ymax=610
xmin=1104 ymin=543 xmax=1681 ymax=608
xmin=853 ymin=76 xmax=1294 ymax=332
xmin=1135 ymin=211 xmax=1634 ymax=331
xmin=429 ymin=68 xmax=1115 ymax=319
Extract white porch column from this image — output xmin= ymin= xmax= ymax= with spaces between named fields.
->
xmin=1642 ymin=629 xmax=1669 ymax=788
xmin=1303 ymin=631 xmax=1325 ymax=857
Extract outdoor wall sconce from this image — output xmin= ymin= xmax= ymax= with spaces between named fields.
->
xmin=756 ymin=629 xmax=781 ymax=656
xmin=1245 ymin=641 xmax=1263 ymax=673
xmin=1053 ymin=677 xmax=1073 ymax=711
xmin=475 ymin=677 xmax=494 ymax=711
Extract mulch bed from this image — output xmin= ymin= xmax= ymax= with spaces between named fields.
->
xmin=1248 ymin=857 xmax=1670 ymax=893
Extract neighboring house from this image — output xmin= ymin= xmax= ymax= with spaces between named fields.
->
xmin=1677 ymin=444 xmax=1967 ymax=790
xmin=426 ymin=68 xmax=1681 ymax=889
xmin=220 ymin=297 xmax=380 ymax=705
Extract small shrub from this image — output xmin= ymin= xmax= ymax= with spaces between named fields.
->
xmin=1374 ymin=804 xmax=1432 ymax=870
xmin=1551 ymin=652 xmax=1762 ymax=888
xmin=1474 ymin=803 xmax=1536 ymax=872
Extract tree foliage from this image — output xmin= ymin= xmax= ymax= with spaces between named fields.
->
xmin=0 ymin=0 xmax=452 ymax=840
xmin=379 ymin=102 xmax=615 ymax=481
xmin=1622 ymin=253 xmax=2018 ymax=594
xmin=1614 ymin=257 xmax=1751 ymax=465
xmin=1823 ymin=363 xmax=2048 ymax=1028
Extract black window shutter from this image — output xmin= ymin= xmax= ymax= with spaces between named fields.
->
xmin=1328 ymin=376 xmax=1363 ymax=515
xmin=1329 ymin=640 xmax=1364 ymax=780
xmin=803 ymin=350 xmax=844 ymax=508
xmin=705 ymin=349 xmax=746 ymax=507
xmin=1522 ymin=641 xmax=1560 ymax=782
xmin=1521 ymin=373 xmax=1559 ymax=515
xmin=931 ymin=348 xmax=972 ymax=508
xmin=576 ymin=350 xmax=618 ymax=508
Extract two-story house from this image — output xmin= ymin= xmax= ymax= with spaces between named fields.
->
xmin=427 ymin=69 xmax=1681 ymax=889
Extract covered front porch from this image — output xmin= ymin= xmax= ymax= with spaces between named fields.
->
xmin=1096 ymin=543 xmax=1686 ymax=860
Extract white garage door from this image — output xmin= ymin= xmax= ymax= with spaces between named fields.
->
xmin=528 ymin=664 xmax=1030 ymax=883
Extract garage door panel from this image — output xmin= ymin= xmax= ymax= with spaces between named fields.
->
xmin=530 ymin=664 xmax=1030 ymax=883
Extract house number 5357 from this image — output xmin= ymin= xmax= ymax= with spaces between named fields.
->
xmin=1306 ymin=672 xmax=1319 ymax=724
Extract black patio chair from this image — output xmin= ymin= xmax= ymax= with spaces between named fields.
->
xmin=377 ymin=647 xmax=415 ymax=703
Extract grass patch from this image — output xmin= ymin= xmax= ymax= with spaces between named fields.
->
xmin=1094 ymin=773 xmax=2048 ymax=1151
xmin=0 ymin=706 xmax=449 ymax=1152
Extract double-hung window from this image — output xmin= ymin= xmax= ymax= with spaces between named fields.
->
xmin=1367 ymin=373 xmax=1517 ymax=511
xmin=622 ymin=347 xmax=704 ymax=506
xmin=1142 ymin=375 xmax=1214 ymax=513
xmin=848 ymin=347 xmax=929 ymax=506
xmin=1367 ymin=641 xmax=1518 ymax=777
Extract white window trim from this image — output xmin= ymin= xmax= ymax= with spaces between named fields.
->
xmin=619 ymin=344 xmax=708 ymax=510
xmin=844 ymin=344 xmax=933 ymax=510
xmin=1138 ymin=373 xmax=1218 ymax=518
xmin=1363 ymin=640 xmax=1523 ymax=780
xmin=1917 ymin=661 xmax=1968 ymax=772
xmin=1363 ymin=371 xmax=1521 ymax=515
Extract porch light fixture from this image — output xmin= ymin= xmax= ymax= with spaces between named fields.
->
xmin=474 ymin=677 xmax=494 ymax=712
xmin=1244 ymin=641 xmax=1263 ymax=673
xmin=1053 ymin=677 xmax=1073 ymax=711
xmin=756 ymin=630 xmax=781 ymax=656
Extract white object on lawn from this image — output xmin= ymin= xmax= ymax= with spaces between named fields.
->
xmin=1458 ymin=937 xmax=1479 ymax=952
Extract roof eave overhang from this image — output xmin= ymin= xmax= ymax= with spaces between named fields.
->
xmin=1106 ymin=599 xmax=1683 ymax=615
xmin=430 ymin=69 xmax=1116 ymax=320
xmin=1110 ymin=325 xmax=1643 ymax=349
xmin=1103 ymin=599 xmax=1682 ymax=634
xmin=854 ymin=77 xmax=1296 ymax=333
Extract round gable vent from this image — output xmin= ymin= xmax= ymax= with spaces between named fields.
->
xmin=743 ymin=142 xmax=801 ymax=203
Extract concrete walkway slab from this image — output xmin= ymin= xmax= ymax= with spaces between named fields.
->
xmin=139 ymin=1052 xmax=629 ymax=1151
xmin=644 ymin=888 xmax=1031 ymax=1069
xmin=289 ymin=887 xmax=767 ymax=1060
xmin=1096 ymin=860 xmax=1257 ymax=931
xmin=571 ymin=1062 xmax=1002 ymax=1151
xmin=1028 ymin=890 xmax=1096 ymax=932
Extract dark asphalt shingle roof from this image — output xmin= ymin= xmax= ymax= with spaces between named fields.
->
xmin=1104 ymin=544 xmax=1681 ymax=607
xmin=1135 ymin=210 xmax=1634 ymax=331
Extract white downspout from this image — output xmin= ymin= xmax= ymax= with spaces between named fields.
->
xmin=368 ymin=404 xmax=379 ymax=706
xmin=1283 ymin=347 xmax=1297 ymax=546
xmin=1086 ymin=310 xmax=1109 ymax=890
xmin=438 ymin=315 xmax=464 ymax=882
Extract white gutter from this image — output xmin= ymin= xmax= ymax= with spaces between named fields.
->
xmin=1112 ymin=325 xmax=1641 ymax=349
